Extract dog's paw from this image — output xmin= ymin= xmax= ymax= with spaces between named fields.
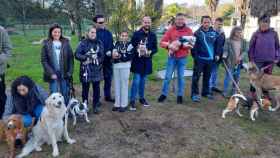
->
xmin=67 ymin=138 xmax=76 ymax=144
xmin=86 ymin=119 xmax=90 ymax=123
xmin=35 ymin=146 xmax=42 ymax=152
xmin=270 ymin=108 xmax=277 ymax=112
xmin=52 ymin=150 xmax=59 ymax=157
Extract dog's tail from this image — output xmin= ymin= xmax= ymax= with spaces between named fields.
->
xmin=16 ymin=137 xmax=37 ymax=158
xmin=231 ymin=94 xmax=247 ymax=101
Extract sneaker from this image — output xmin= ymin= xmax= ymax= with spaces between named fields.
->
xmin=202 ymin=94 xmax=214 ymax=100
xmin=191 ymin=95 xmax=201 ymax=102
xmin=93 ymin=107 xmax=100 ymax=114
xmin=119 ymin=107 xmax=126 ymax=113
xmin=105 ymin=97 xmax=115 ymax=103
xmin=158 ymin=95 xmax=167 ymax=103
xmin=211 ymin=87 xmax=222 ymax=93
xmin=93 ymin=102 xmax=101 ymax=114
xmin=129 ymin=101 xmax=136 ymax=111
xmin=139 ymin=98 xmax=150 ymax=107
xmin=177 ymin=96 xmax=183 ymax=104
xmin=112 ymin=107 xmax=120 ymax=112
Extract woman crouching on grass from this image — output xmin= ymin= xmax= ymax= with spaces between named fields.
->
xmin=75 ymin=26 xmax=104 ymax=114
xmin=112 ymin=30 xmax=134 ymax=112
xmin=3 ymin=76 xmax=48 ymax=127
xmin=41 ymin=23 xmax=74 ymax=105
xmin=222 ymin=26 xmax=248 ymax=98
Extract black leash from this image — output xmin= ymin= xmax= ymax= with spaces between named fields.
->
xmin=69 ymin=76 xmax=76 ymax=98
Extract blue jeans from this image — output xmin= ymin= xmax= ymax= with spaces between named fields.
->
xmin=22 ymin=104 xmax=43 ymax=127
xmin=161 ymin=57 xmax=187 ymax=96
xmin=49 ymin=79 xmax=70 ymax=105
xmin=130 ymin=73 xmax=147 ymax=102
xmin=223 ymin=64 xmax=241 ymax=95
xmin=210 ymin=62 xmax=219 ymax=89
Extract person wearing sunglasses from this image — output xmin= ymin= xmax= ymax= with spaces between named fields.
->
xmin=93 ymin=15 xmax=115 ymax=103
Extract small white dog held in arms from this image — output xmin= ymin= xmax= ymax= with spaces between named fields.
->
xmin=16 ymin=93 xmax=76 ymax=158
xmin=67 ymin=98 xmax=90 ymax=126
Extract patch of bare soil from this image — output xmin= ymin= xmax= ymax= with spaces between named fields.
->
xmin=1 ymin=81 xmax=280 ymax=158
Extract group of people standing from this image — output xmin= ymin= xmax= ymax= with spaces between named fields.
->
xmin=0 ymin=13 xmax=279 ymax=127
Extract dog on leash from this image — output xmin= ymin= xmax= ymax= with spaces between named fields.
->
xmin=17 ymin=93 xmax=76 ymax=158
xmin=67 ymin=98 xmax=90 ymax=126
xmin=0 ymin=115 xmax=30 ymax=158
xmin=247 ymin=62 xmax=280 ymax=108
xmin=222 ymin=94 xmax=272 ymax=121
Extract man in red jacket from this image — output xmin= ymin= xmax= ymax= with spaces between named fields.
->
xmin=158 ymin=13 xmax=194 ymax=104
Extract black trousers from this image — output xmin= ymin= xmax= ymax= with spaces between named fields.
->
xmin=0 ymin=75 xmax=7 ymax=119
xmin=82 ymin=81 xmax=100 ymax=108
xmin=191 ymin=59 xmax=213 ymax=96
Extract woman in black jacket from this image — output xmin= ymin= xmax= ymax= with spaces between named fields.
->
xmin=75 ymin=26 xmax=104 ymax=114
xmin=41 ymin=23 xmax=74 ymax=105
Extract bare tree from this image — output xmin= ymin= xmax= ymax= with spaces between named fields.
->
xmin=205 ymin=0 xmax=220 ymax=19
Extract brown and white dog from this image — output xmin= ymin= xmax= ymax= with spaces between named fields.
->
xmin=222 ymin=94 xmax=272 ymax=121
xmin=247 ymin=62 xmax=280 ymax=111
xmin=0 ymin=114 xmax=31 ymax=158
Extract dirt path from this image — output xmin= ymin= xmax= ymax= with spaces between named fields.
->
xmin=1 ymin=81 xmax=280 ymax=158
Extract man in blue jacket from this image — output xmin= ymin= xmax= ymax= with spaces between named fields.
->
xmin=191 ymin=15 xmax=219 ymax=102
xmin=129 ymin=16 xmax=158 ymax=111
xmin=93 ymin=15 xmax=114 ymax=102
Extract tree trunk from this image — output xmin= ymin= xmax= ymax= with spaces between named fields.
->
xmin=95 ymin=0 xmax=105 ymax=15
xmin=21 ymin=0 xmax=27 ymax=36
xmin=69 ymin=17 xmax=76 ymax=35
xmin=240 ymin=14 xmax=246 ymax=30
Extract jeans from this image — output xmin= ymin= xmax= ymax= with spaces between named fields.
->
xmin=191 ymin=59 xmax=213 ymax=96
xmin=223 ymin=64 xmax=241 ymax=95
xmin=209 ymin=62 xmax=220 ymax=89
xmin=82 ymin=81 xmax=100 ymax=107
xmin=49 ymin=79 xmax=70 ymax=105
xmin=22 ymin=104 xmax=43 ymax=127
xmin=161 ymin=57 xmax=187 ymax=96
xmin=130 ymin=73 xmax=147 ymax=102
xmin=113 ymin=64 xmax=130 ymax=108
xmin=0 ymin=75 xmax=6 ymax=119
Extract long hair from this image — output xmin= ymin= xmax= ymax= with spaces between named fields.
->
xmin=11 ymin=76 xmax=38 ymax=114
xmin=229 ymin=26 xmax=242 ymax=40
xmin=48 ymin=23 xmax=65 ymax=41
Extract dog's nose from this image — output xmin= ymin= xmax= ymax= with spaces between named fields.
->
xmin=57 ymin=101 xmax=62 ymax=105
xmin=7 ymin=122 xmax=16 ymax=129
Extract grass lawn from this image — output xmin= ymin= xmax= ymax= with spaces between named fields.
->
xmin=2 ymin=33 xmax=280 ymax=158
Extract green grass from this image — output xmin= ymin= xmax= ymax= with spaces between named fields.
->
xmin=7 ymin=34 xmax=194 ymax=86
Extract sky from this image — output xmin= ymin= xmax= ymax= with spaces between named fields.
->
xmin=164 ymin=0 xmax=234 ymax=6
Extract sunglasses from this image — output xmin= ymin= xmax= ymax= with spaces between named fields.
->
xmin=97 ymin=21 xmax=105 ymax=24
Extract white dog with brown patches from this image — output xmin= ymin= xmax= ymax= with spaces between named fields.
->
xmin=17 ymin=93 xmax=76 ymax=158
xmin=222 ymin=94 xmax=272 ymax=121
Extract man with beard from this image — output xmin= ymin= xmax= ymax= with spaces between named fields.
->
xmin=129 ymin=16 xmax=158 ymax=111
